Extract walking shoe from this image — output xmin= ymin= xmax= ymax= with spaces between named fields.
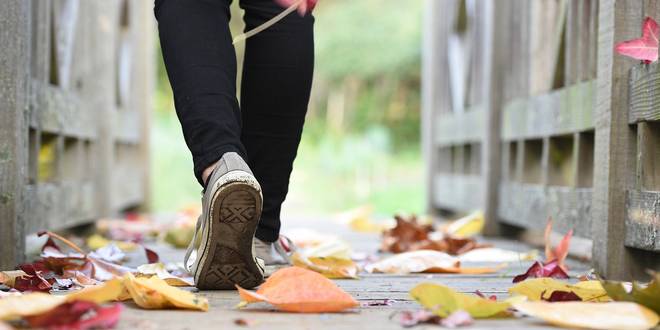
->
xmin=184 ymin=152 xmax=265 ymax=289
xmin=254 ymin=236 xmax=296 ymax=277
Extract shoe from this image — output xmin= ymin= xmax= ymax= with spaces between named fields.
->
xmin=254 ymin=236 xmax=296 ymax=277
xmin=184 ymin=152 xmax=265 ymax=289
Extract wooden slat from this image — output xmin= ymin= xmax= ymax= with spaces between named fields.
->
xmin=29 ymin=79 xmax=96 ymax=139
xmin=0 ymin=0 xmax=30 ymax=270
xmin=31 ymin=0 xmax=51 ymax=82
xmin=625 ymin=190 xmax=660 ymax=252
xmin=434 ymin=106 xmax=485 ymax=146
xmin=591 ymin=0 xmax=646 ymax=280
xmin=433 ymin=174 xmax=482 ymax=212
xmin=529 ymin=0 xmax=567 ymax=95
xmin=628 ymin=63 xmax=660 ymax=123
xmin=502 ymin=81 xmax=595 ymax=141
xmin=113 ymin=110 xmax=142 ymax=144
xmin=23 ymin=181 xmax=97 ymax=233
xmin=498 ymin=183 xmax=593 ymax=238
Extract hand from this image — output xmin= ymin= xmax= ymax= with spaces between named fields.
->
xmin=275 ymin=0 xmax=317 ymax=16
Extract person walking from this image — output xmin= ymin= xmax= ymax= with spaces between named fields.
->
xmin=155 ymin=0 xmax=317 ymax=290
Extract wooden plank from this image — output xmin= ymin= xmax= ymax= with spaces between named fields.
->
xmin=423 ymin=0 xmax=455 ymax=213
xmin=502 ymin=81 xmax=595 ymax=141
xmin=113 ymin=109 xmax=142 ymax=144
xmin=29 ymin=79 xmax=96 ymax=139
xmin=0 ymin=0 xmax=30 ymax=270
xmin=31 ymin=0 xmax=51 ymax=82
xmin=434 ymin=106 xmax=485 ymax=146
xmin=23 ymin=181 xmax=97 ymax=233
xmin=625 ymin=190 xmax=660 ymax=252
xmin=433 ymin=174 xmax=482 ymax=212
xmin=592 ymin=0 xmax=646 ymax=280
xmin=636 ymin=122 xmax=660 ymax=190
xmin=529 ymin=0 xmax=567 ymax=94
xmin=629 ymin=63 xmax=660 ymax=123
xmin=498 ymin=183 xmax=593 ymax=238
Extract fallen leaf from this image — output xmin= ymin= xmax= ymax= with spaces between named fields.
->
xmin=89 ymin=244 xmax=126 ymax=264
xmin=392 ymin=310 xmax=441 ymax=327
xmin=0 ymin=271 xmax=27 ymax=288
xmin=381 ymin=215 xmax=490 ymax=254
xmin=300 ymin=239 xmax=352 ymax=260
xmin=236 ymin=267 xmax=358 ymax=313
xmin=365 ymin=250 xmax=459 ymax=274
xmin=164 ymin=227 xmax=194 ymax=249
xmin=143 ymin=246 xmax=160 ymax=264
xmin=24 ymin=301 xmax=122 ymax=330
xmin=513 ymin=301 xmax=659 ymax=330
xmin=14 ymin=264 xmax=52 ymax=292
xmin=543 ymin=218 xmax=572 ymax=270
xmin=410 ymin=283 xmax=511 ymax=318
xmin=123 ymin=273 xmax=208 ymax=311
xmin=0 ymin=321 xmax=12 ymax=330
xmin=458 ymin=248 xmax=537 ymax=263
xmin=512 ymin=260 xmax=569 ymax=283
xmin=64 ymin=278 xmax=127 ymax=304
xmin=445 ymin=211 xmax=484 ymax=238
xmin=136 ymin=263 xmax=193 ymax=286
xmin=440 ymin=310 xmax=474 ymax=328
xmin=87 ymin=234 xmax=138 ymax=251
xmin=0 ymin=292 xmax=65 ymax=320
xmin=602 ymin=273 xmax=660 ymax=314
xmin=291 ymin=253 xmax=359 ymax=279
xmin=541 ymin=290 xmax=582 ymax=302
xmin=615 ymin=17 xmax=659 ymax=64
xmin=509 ymin=278 xmax=610 ymax=302
xmin=234 ymin=318 xmax=257 ymax=327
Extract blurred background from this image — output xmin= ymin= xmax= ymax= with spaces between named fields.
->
xmin=151 ymin=0 xmax=425 ymax=217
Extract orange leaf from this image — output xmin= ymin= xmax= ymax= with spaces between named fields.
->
xmin=543 ymin=218 xmax=573 ymax=269
xmin=236 ymin=267 xmax=358 ymax=313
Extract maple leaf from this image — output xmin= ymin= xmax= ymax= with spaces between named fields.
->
xmin=615 ymin=17 xmax=659 ymax=64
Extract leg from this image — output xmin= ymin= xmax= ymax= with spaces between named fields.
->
xmin=155 ymin=0 xmax=245 ymax=186
xmin=239 ymin=0 xmax=315 ymax=242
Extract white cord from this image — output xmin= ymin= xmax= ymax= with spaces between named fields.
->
xmin=232 ymin=0 xmax=303 ymax=45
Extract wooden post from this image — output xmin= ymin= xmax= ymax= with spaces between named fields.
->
xmin=592 ymin=0 xmax=648 ymax=280
xmin=0 ymin=1 xmax=30 ymax=270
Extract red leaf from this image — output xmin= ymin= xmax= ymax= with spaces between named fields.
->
xmin=25 ymin=301 xmax=122 ymax=330
xmin=14 ymin=263 xmax=54 ymax=292
xmin=541 ymin=290 xmax=582 ymax=302
xmin=144 ymin=246 xmax=160 ymax=264
xmin=615 ymin=16 xmax=659 ymax=63
xmin=512 ymin=260 xmax=569 ymax=283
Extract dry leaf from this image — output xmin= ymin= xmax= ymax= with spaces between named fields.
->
xmin=24 ymin=301 xmax=122 ymax=330
xmin=512 ymin=260 xmax=569 ymax=283
xmin=445 ymin=211 xmax=484 ymax=238
xmin=0 ymin=271 xmax=27 ymax=288
xmin=410 ymin=283 xmax=511 ymax=318
xmin=365 ymin=250 xmax=459 ymax=274
xmin=87 ymin=234 xmax=138 ymax=251
xmin=123 ymin=273 xmax=208 ymax=311
xmin=136 ymin=263 xmax=194 ymax=287
xmin=544 ymin=218 xmax=572 ymax=270
xmin=300 ymin=239 xmax=352 ymax=260
xmin=513 ymin=301 xmax=659 ymax=330
xmin=236 ymin=267 xmax=358 ymax=313
xmin=0 ymin=292 xmax=65 ymax=321
xmin=64 ymin=278 xmax=127 ymax=304
xmin=291 ymin=253 xmax=359 ymax=279
xmin=458 ymin=248 xmax=537 ymax=263
xmin=602 ymin=273 xmax=660 ymax=314
xmin=509 ymin=278 xmax=611 ymax=302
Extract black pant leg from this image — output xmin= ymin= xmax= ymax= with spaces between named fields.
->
xmin=239 ymin=0 xmax=315 ymax=242
xmin=156 ymin=0 xmax=246 ymax=186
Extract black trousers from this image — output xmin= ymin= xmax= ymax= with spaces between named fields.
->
xmin=155 ymin=0 xmax=314 ymax=242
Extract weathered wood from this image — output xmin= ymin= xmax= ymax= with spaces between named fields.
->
xmin=0 ymin=0 xmax=30 ymax=270
xmin=629 ymin=63 xmax=660 ymax=123
xmin=592 ymin=0 xmax=646 ymax=280
xmin=502 ymin=81 xmax=595 ymax=140
xmin=529 ymin=0 xmax=567 ymax=94
xmin=434 ymin=106 xmax=485 ymax=147
xmin=30 ymin=79 xmax=96 ymax=139
xmin=433 ymin=174 xmax=482 ymax=212
xmin=625 ymin=190 xmax=660 ymax=252
xmin=498 ymin=183 xmax=593 ymax=238
xmin=636 ymin=122 xmax=660 ymax=191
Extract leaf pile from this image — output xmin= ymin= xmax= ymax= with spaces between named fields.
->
xmin=381 ymin=214 xmax=490 ymax=255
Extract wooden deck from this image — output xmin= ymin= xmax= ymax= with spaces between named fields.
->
xmin=117 ymin=216 xmax=588 ymax=329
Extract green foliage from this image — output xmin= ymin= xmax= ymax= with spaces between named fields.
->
xmin=315 ymin=0 xmax=423 ymax=80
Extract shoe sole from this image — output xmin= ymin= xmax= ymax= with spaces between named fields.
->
xmin=194 ymin=172 xmax=264 ymax=290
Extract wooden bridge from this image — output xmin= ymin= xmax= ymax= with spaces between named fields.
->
xmin=1 ymin=0 xmax=659 ymax=280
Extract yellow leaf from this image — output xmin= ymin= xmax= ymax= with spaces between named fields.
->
xmin=410 ymin=283 xmax=511 ymax=318
xmin=0 ymin=293 xmax=64 ymax=321
xmin=64 ymin=278 xmax=127 ymax=304
xmin=445 ymin=211 xmax=484 ymax=238
xmin=301 ymin=239 xmax=352 ymax=260
xmin=509 ymin=278 xmax=611 ymax=302
xmin=123 ymin=273 xmax=208 ymax=311
xmin=87 ymin=234 xmax=138 ymax=251
xmin=513 ymin=301 xmax=659 ymax=330
xmin=292 ymin=253 xmax=359 ymax=279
